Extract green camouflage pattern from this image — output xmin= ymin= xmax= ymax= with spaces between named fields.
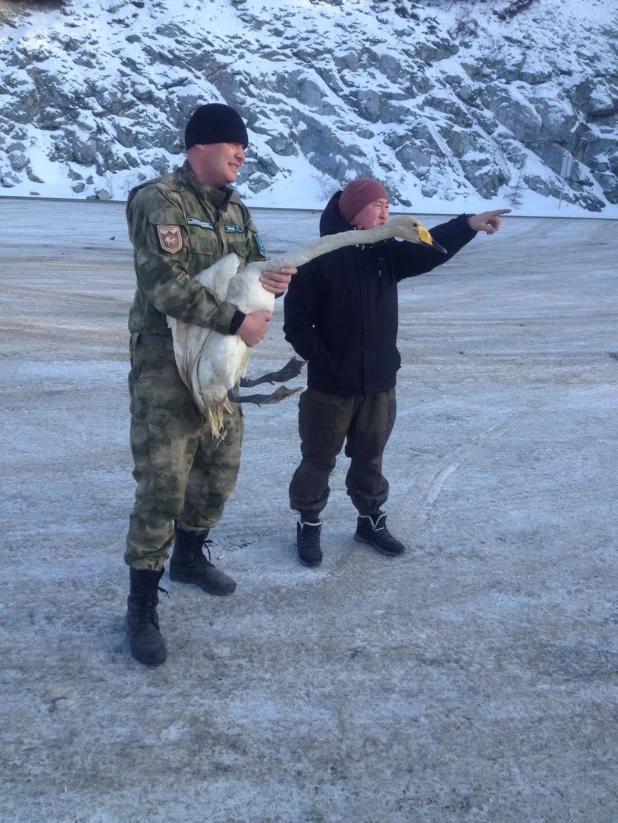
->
xmin=124 ymin=161 xmax=260 ymax=569
xmin=289 ymin=388 xmax=397 ymax=518
xmin=126 ymin=160 xmax=265 ymax=336
xmin=125 ymin=344 xmax=244 ymax=571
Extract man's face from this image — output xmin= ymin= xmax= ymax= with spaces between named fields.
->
xmin=353 ymin=198 xmax=390 ymax=230
xmin=193 ymin=142 xmax=246 ymax=188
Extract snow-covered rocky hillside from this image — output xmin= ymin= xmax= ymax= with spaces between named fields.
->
xmin=0 ymin=0 xmax=617 ymax=216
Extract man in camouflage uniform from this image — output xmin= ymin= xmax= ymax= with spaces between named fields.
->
xmin=124 ymin=103 xmax=295 ymax=666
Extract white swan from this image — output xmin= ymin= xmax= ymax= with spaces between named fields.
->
xmin=168 ymin=214 xmax=446 ymax=436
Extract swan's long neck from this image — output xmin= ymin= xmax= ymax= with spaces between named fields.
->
xmin=262 ymin=224 xmax=394 ymax=272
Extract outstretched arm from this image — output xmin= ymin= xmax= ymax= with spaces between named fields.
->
xmin=467 ymin=209 xmax=511 ymax=234
xmin=392 ymin=214 xmax=476 ymax=281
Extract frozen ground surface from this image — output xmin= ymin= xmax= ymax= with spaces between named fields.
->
xmin=1 ymin=199 xmax=617 ymax=823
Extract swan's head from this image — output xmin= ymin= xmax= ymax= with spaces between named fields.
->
xmin=388 ymin=215 xmax=447 ymax=254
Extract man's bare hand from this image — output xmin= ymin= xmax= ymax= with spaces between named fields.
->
xmin=259 ymin=266 xmax=297 ymax=295
xmin=237 ymin=310 xmax=273 ymax=347
xmin=467 ymin=209 xmax=512 ymax=235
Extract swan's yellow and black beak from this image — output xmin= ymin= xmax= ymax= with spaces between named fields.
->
xmin=418 ymin=224 xmax=447 ymax=254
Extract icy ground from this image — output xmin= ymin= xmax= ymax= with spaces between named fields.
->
xmin=1 ymin=199 xmax=617 ymax=822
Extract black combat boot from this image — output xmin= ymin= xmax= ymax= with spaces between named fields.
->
xmin=354 ymin=513 xmax=406 ymax=556
xmin=169 ymin=525 xmax=236 ymax=596
xmin=125 ymin=567 xmax=168 ymax=666
xmin=296 ymin=516 xmax=323 ymax=567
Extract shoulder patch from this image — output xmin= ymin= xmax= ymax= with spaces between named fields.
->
xmin=157 ymin=225 xmax=183 ymax=253
xmin=224 ymin=224 xmax=245 ymax=234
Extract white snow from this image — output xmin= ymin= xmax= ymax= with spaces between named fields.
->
xmin=0 ymin=0 xmax=616 ymax=216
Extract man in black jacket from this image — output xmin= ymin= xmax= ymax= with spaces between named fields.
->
xmin=283 ymin=178 xmax=509 ymax=567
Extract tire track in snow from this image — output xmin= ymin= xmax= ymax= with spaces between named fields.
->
xmin=404 ymin=418 xmax=515 ymax=527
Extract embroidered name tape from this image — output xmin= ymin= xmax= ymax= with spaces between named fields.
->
xmin=187 ymin=217 xmax=214 ymax=230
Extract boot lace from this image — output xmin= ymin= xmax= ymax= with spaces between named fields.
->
xmin=195 ymin=538 xmax=215 ymax=567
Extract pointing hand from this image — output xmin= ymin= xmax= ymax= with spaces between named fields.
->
xmin=467 ymin=209 xmax=512 ymax=235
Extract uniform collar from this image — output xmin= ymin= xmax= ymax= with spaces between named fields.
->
xmin=179 ymin=160 xmax=241 ymax=210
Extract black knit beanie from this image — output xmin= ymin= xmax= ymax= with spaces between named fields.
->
xmin=184 ymin=103 xmax=249 ymax=150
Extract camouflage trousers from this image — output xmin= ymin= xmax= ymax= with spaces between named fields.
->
xmin=125 ymin=340 xmax=243 ymax=571
xmin=289 ymin=387 xmax=396 ymax=519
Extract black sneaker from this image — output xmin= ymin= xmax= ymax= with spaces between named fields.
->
xmin=354 ymin=513 xmax=406 ymax=557
xmin=296 ymin=519 xmax=322 ymax=567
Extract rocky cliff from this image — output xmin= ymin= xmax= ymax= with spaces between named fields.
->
xmin=0 ymin=0 xmax=616 ymax=214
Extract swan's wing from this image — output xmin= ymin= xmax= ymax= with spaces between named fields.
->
xmin=192 ymin=334 xmax=251 ymax=407
xmin=167 ymin=253 xmax=241 ymax=394
xmin=168 ymin=315 xmax=209 ymax=392
xmin=226 ymin=262 xmax=275 ymax=314
xmin=196 ymin=253 xmax=241 ymax=300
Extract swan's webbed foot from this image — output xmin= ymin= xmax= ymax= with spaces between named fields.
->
xmin=239 ymin=356 xmax=306 ymax=388
xmin=227 ymin=385 xmax=302 ymax=406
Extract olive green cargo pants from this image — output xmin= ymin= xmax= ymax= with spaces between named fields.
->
xmin=289 ymin=387 xmax=396 ymax=519
xmin=125 ymin=341 xmax=243 ymax=571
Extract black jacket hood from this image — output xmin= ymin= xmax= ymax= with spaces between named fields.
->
xmin=319 ymin=191 xmax=355 ymax=238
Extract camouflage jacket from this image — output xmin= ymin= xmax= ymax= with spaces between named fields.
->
xmin=127 ymin=161 xmax=266 ymax=336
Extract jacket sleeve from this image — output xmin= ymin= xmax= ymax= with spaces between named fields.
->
xmin=388 ymin=214 xmax=477 ymax=282
xmin=127 ymin=184 xmax=239 ymax=333
xmin=283 ymin=261 xmax=329 ymax=365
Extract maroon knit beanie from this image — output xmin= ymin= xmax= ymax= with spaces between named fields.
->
xmin=338 ymin=178 xmax=389 ymax=224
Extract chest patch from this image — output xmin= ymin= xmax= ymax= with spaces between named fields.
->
xmin=157 ymin=225 xmax=183 ymax=253
xmin=187 ymin=217 xmax=214 ymax=230
xmin=224 ymin=224 xmax=244 ymax=234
